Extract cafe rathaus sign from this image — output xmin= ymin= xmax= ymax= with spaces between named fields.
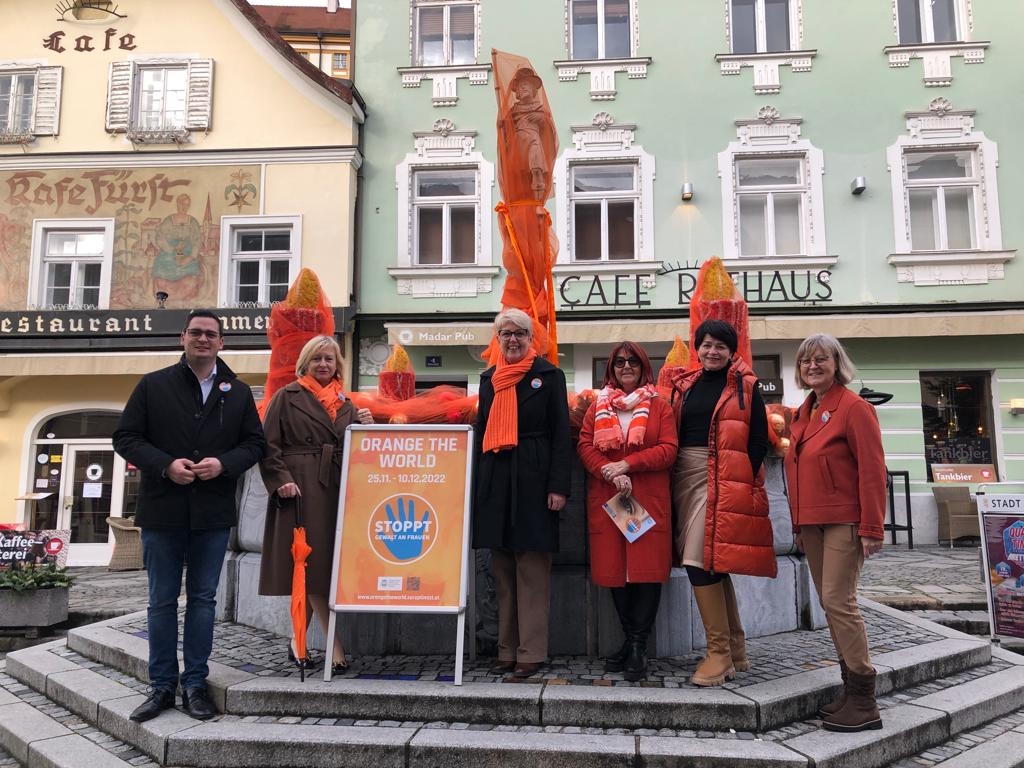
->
xmin=557 ymin=263 xmax=833 ymax=310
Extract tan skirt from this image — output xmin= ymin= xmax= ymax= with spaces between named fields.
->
xmin=672 ymin=446 xmax=709 ymax=569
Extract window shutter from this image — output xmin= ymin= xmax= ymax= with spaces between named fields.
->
xmin=32 ymin=66 xmax=62 ymax=136
xmin=185 ymin=58 xmax=213 ymax=132
xmin=105 ymin=61 xmax=132 ymax=132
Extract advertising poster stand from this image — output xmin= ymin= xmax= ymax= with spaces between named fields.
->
xmin=976 ymin=483 xmax=1024 ymax=644
xmin=325 ymin=425 xmax=475 ymax=685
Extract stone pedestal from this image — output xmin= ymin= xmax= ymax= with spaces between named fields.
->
xmin=219 ymin=456 xmax=825 ymax=657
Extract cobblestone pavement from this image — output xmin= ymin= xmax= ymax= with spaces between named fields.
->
xmin=0 ymin=546 xmax=1005 ymax=767
xmin=858 ymin=544 xmax=985 ymax=609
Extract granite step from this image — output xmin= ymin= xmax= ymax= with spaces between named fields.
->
xmin=5 ymin=602 xmax=1024 ymax=768
xmin=909 ymin=609 xmax=992 ymax=636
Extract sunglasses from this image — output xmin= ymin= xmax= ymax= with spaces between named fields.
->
xmin=613 ymin=357 xmax=641 ymax=369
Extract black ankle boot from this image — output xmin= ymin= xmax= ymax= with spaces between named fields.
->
xmin=623 ymin=638 xmax=648 ymax=682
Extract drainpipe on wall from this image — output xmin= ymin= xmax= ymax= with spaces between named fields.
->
xmin=316 ymin=31 xmax=324 ymax=73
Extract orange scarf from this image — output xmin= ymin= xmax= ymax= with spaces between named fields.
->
xmin=482 ymin=350 xmax=538 ymax=453
xmin=297 ymin=375 xmax=346 ymax=421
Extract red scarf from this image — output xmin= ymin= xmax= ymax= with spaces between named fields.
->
xmin=482 ymin=350 xmax=538 ymax=453
xmin=297 ymin=375 xmax=346 ymax=421
xmin=593 ymin=384 xmax=657 ymax=451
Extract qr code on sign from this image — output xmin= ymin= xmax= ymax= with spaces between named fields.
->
xmin=406 ymin=577 xmax=420 ymax=591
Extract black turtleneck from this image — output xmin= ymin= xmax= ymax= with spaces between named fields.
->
xmin=679 ymin=365 xmax=769 ymax=475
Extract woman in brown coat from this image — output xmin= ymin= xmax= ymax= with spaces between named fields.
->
xmin=578 ymin=342 xmax=677 ymax=681
xmin=259 ymin=335 xmax=372 ymax=672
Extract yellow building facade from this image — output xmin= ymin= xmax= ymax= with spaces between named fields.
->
xmin=0 ymin=0 xmax=363 ymax=564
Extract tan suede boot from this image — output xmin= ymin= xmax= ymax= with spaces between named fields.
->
xmin=822 ymin=669 xmax=882 ymax=732
xmin=818 ymin=659 xmax=848 ymax=718
xmin=721 ymin=578 xmax=748 ymax=672
xmin=691 ymin=583 xmax=736 ymax=687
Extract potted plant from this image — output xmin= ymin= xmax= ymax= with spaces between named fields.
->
xmin=0 ymin=563 xmax=75 ymax=629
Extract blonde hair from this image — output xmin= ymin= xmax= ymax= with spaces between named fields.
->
xmin=494 ymin=308 xmax=533 ymax=336
xmin=295 ymin=335 xmax=342 ymax=379
xmin=793 ymin=333 xmax=857 ymax=388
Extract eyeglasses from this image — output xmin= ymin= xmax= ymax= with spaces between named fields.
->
xmin=185 ymin=329 xmax=221 ymax=340
xmin=798 ymin=355 xmax=831 ymax=368
xmin=497 ymin=329 xmax=529 ymax=340
xmin=613 ymin=357 xmax=642 ymax=369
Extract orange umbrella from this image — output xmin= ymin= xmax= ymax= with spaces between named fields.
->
xmin=287 ymin=496 xmax=312 ymax=682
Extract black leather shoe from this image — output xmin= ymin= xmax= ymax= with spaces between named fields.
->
xmin=181 ymin=686 xmax=217 ymax=720
xmin=129 ymin=688 xmax=175 ymax=723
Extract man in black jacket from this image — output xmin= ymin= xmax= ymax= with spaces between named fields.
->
xmin=114 ymin=309 xmax=265 ymax=722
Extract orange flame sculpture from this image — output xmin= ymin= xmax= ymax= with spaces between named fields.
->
xmin=656 ymin=335 xmax=690 ymax=393
xmin=259 ymin=268 xmax=334 ymax=417
xmin=487 ymin=49 xmax=560 ymax=366
xmin=687 ymin=257 xmax=752 ymax=368
xmin=377 ymin=344 xmax=416 ymax=402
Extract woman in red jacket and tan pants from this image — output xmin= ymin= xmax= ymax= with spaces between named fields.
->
xmin=784 ymin=333 xmax=887 ymax=733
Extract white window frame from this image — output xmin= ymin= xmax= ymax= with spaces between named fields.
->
xmin=28 ymin=219 xmax=115 ymax=310
xmin=410 ymin=167 xmax=480 ymax=267
xmin=133 ymin=64 xmax=188 ymax=132
xmin=391 ymin=126 xmax=496 ymax=298
xmin=553 ymin=115 xmax=657 ymax=280
xmin=895 ymin=0 xmax=968 ymax=45
xmin=717 ymin=109 xmax=831 ymax=269
xmin=399 ymin=1 xmax=489 ymax=108
xmin=565 ymin=162 xmax=641 ymax=263
xmin=728 ymin=0 xmax=799 ymax=54
xmin=411 ymin=0 xmax=479 ymax=68
xmin=0 ymin=62 xmax=63 ymax=141
xmin=733 ymin=155 xmax=808 ymax=258
xmin=105 ymin=57 xmax=213 ymax=142
xmin=218 ymin=216 xmax=302 ymax=308
xmin=886 ymin=100 xmax=1013 ymax=286
xmin=903 ymin=149 xmax=979 ymax=252
xmin=884 ymin=0 xmax=986 ymax=87
xmin=715 ymin=0 xmax=814 ymax=95
xmin=568 ymin=0 xmax=638 ymax=60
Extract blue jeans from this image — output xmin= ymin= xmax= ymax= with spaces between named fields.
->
xmin=141 ymin=527 xmax=229 ymax=692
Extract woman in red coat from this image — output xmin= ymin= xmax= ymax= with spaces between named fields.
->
xmin=578 ymin=342 xmax=677 ymax=681
xmin=785 ymin=333 xmax=886 ymax=733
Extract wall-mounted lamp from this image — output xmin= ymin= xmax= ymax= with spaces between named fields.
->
xmin=1010 ymin=398 xmax=1024 ymax=416
xmin=858 ymin=385 xmax=893 ymax=406
xmin=851 ymin=176 xmax=867 ymax=195
xmin=154 ymin=291 xmax=168 ymax=309
xmin=681 ymin=182 xmax=694 ymax=201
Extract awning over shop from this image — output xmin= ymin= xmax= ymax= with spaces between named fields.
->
xmin=387 ymin=310 xmax=1024 ymax=346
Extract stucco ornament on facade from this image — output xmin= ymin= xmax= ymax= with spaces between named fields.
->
xmin=716 ymin=0 xmax=815 ymax=95
xmin=884 ymin=0 xmax=986 ymax=87
xmin=886 ymin=99 xmax=1014 ymax=286
xmin=359 ymin=336 xmax=391 ymax=376
xmin=399 ymin=0 xmax=489 ymax=107
xmin=554 ymin=0 xmax=649 ymax=101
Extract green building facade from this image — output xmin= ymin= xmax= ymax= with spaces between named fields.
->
xmin=353 ymin=0 xmax=1024 ymax=543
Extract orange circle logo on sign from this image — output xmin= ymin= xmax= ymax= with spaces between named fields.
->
xmin=367 ymin=493 xmax=437 ymax=565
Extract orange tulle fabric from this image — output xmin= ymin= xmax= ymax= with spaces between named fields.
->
xmin=259 ymin=269 xmax=334 ymax=417
xmin=488 ymin=49 xmax=560 ymax=367
xmin=687 ymin=257 xmax=752 ymax=368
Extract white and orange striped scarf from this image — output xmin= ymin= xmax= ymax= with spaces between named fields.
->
xmin=592 ymin=383 xmax=658 ymax=451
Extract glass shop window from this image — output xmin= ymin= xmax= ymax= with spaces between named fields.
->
xmin=919 ymin=371 xmax=997 ymax=482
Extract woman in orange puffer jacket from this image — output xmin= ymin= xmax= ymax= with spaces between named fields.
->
xmin=670 ymin=319 xmax=775 ymax=687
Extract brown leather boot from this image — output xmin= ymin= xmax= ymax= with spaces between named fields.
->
xmin=721 ymin=578 xmax=748 ymax=672
xmin=818 ymin=659 xmax=849 ymax=718
xmin=690 ymin=583 xmax=736 ymax=687
xmin=822 ymin=669 xmax=882 ymax=732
